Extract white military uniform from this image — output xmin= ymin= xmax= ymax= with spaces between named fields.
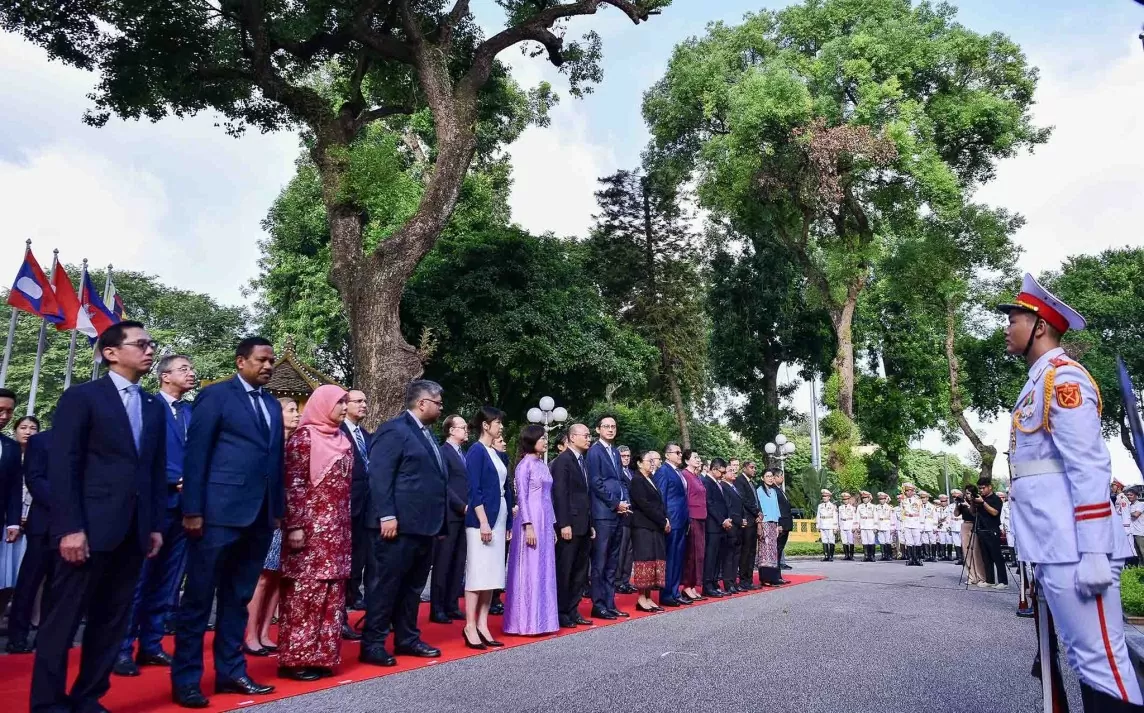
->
xmin=900 ymin=496 xmax=922 ymax=547
xmin=1000 ymin=499 xmax=1013 ymax=548
xmin=948 ymin=500 xmax=963 ymax=548
xmin=817 ymin=501 xmax=838 ymax=544
xmin=1008 ymin=330 xmax=1140 ymax=702
xmin=875 ymin=501 xmax=893 ymax=545
xmin=858 ymin=501 xmax=877 ymax=545
xmin=838 ymin=503 xmax=857 ymax=546
xmin=921 ymin=500 xmax=937 ymax=545
xmin=936 ymin=503 xmax=950 ymax=548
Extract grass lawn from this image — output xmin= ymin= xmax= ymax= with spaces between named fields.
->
xmin=784 ymin=541 xmax=828 ymax=557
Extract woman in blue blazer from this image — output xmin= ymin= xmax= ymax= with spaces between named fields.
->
xmin=462 ymin=407 xmax=515 ymax=649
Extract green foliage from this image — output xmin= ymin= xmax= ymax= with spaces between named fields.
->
xmin=580 ymin=400 xmax=760 ymax=464
xmin=1122 ymin=567 xmax=1144 ymax=617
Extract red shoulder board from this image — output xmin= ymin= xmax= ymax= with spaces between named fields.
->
xmin=1049 ymin=356 xmax=1074 ymax=368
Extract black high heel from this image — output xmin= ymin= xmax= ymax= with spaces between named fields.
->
xmin=477 ymin=630 xmax=504 ymax=648
xmin=462 ymin=628 xmax=487 ymax=650
xmin=636 ymin=602 xmax=659 ymax=613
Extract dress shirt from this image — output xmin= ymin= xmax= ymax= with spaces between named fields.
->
xmin=107 ymin=369 xmax=142 ymax=409
xmin=236 ymin=373 xmax=272 ymax=428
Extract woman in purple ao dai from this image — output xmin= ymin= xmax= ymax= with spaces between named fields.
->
xmin=503 ymin=425 xmax=559 ymax=635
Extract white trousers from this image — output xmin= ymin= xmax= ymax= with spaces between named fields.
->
xmin=901 ymin=528 xmax=922 ymax=546
xmin=840 ymin=529 xmax=855 ymax=545
xmin=820 ymin=528 xmax=836 ymax=544
xmin=1038 ymin=561 xmax=1142 ymax=704
xmin=950 ymin=530 xmax=962 ymax=547
xmin=860 ymin=529 xmax=876 ymax=545
xmin=876 ymin=530 xmax=891 ymax=545
xmin=937 ymin=531 xmax=950 ymax=546
xmin=921 ymin=530 xmax=935 ymax=545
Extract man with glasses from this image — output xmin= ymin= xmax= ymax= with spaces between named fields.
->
xmin=341 ymin=390 xmax=371 ymax=616
xmin=654 ymin=443 xmax=690 ymax=606
xmin=31 ymin=321 xmax=167 ymax=713
xmin=429 ymin=414 xmax=470 ymax=624
xmin=587 ymin=415 xmax=631 ymax=620
xmin=116 ymin=354 xmax=196 ymax=677
xmin=551 ymin=424 xmax=595 ymax=628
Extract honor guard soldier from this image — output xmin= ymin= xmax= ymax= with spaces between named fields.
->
xmin=816 ymin=490 xmax=837 ymax=562
xmin=875 ymin=493 xmax=894 ymax=561
xmin=900 ymin=484 xmax=924 ymax=566
xmin=999 ymin=272 xmax=1141 ymax=710
xmin=837 ymin=492 xmax=857 ymax=560
xmin=936 ymin=493 xmax=951 ymax=561
xmin=893 ymin=494 xmax=905 ymax=560
xmin=857 ymin=492 xmax=877 ymax=562
xmin=949 ymin=489 xmax=965 ymax=565
xmin=920 ymin=491 xmax=937 ymax=561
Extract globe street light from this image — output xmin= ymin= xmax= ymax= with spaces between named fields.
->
xmin=528 ymin=396 xmax=569 ymax=463
xmin=764 ymin=434 xmax=796 ymax=472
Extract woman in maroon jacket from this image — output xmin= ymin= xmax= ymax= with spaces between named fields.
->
xmin=680 ymin=450 xmax=707 ymax=602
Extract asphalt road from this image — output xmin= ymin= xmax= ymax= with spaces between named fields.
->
xmin=250 ymin=558 xmax=1081 ymax=713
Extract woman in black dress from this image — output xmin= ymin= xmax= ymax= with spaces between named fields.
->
xmin=628 ymin=450 xmax=670 ymax=613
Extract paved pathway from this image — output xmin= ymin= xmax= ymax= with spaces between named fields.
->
xmin=250 ymin=558 xmax=1079 ymax=713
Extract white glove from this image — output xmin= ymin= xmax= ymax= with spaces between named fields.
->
xmin=1075 ymin=552 xmax=1113 ymax=599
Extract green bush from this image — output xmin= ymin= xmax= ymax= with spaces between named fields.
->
xmin=1122 ymin=566 xmax=1144 ymax=617
xmin=784 ymin=541 xmax=828 ymax=557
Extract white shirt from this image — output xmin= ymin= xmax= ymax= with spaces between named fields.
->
xmin=107 ymin=369 xmax=142 ymax=408
xmin=1130 ymin=502 xmax=1144 ymax=537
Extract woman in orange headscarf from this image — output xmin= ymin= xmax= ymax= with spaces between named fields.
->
xmin=276 ymin=385 xmax=354 ymax=682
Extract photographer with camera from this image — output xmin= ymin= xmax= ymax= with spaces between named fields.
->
xmin=971 ymin=477 xmax=1008 ymax=588
xmin=956 ymin=485 xmax=985 ymax=585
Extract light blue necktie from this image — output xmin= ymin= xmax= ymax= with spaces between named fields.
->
xmin=422 ymin=426 xmax=444 ymax=473
xmin=352 ymin=426 xmax=369 ymax=467
xmin=124 ymin=384 xmax=143 ymax=450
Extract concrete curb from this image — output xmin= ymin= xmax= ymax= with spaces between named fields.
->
xmin=1122 ymin=618 xmax=1144 ymax=694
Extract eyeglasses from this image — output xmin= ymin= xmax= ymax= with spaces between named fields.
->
xmin=121 ymin=339 xmax=158 ymax=351
xmin=666 ymin=449 xmax=681 ymax=455
xmin=450 ymin=424 xmax=468 ymax=431
xmin=163 ymin=365 xmax=194 ymax=374
xmin=347 ymin=398 xmax=366 ymax=404
xmin=420 ymin=398 xmax=443 ymax=407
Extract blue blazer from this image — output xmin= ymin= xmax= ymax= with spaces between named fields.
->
xmin=366 ymin=412 xmax=448 ymax=537
xmin=182 ymin=375 xmax=285 ymax=529
xmin=464 ymin=443 xmax=515 ymax=531
xmin=49 ymin=375 xmax=166 ymax=552
xmin=653 ymin=463 xmax=689 ymax=531
xmin=587 ymin=441 xmax=626 ymax=523
xmin=0 ymin=433 xmax=20 ymax=530
xmin=22 ymin=431 xmax=50 ymax=536
xmin=161 ymin=396 xmax=190 ymax=510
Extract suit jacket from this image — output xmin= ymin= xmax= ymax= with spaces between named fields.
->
xmin=734 ymin=473 xmax=760 ymax=519
xmin=629 ymin=474 xmax=668 ymax=532
xmin=341 ymin=421 xmax=372 ymax=518
xmin=703 ymin=475 xmax=729 ymax=534
xmin=776 ymin=486 xmax=794 ymax=531
xmin=653 ymin=463 xmax=689 ymax=531
xmin=683 ymin=469 xmax=706 ymax=520
xmin=722 ymin=481 xmax=744 ymax=526
xmin=464 ymin=442 xmax=515 ymax=531
xmin=22 ymin=431 xmax=51 ymax=536
xmin=0 ymin=433 xmax=20 ymax=530
xmin=49 ymin=375 xmax=166 ymax=552
xmin=587 ymin=441 xmax=626 ymax=523
xmin=160 ymin=395 xmax=190 ymax=510
xmin=550 ymin=448 xmax=591 ymax=536
xmin=366 ymin=411 xmax=448 ymax=537
xmin=439 ymin=441 xmax=469 ymax=523
xmin=182 ymin=375 xmax=285 ymax=528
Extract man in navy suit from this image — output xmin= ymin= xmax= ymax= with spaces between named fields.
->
xmin=361 ymin=380 xmax=449 ymax=667
xmin=703 ymin=458 xmax=732 ymax=597
xmin=551 ymin=424 xmax=595 ymax=629
xmin=429 ymin=414 xmax=469 ymax=624
xmin=172 ymin=337 xmax=283 ymax=708
xmin=30 ymin=321 xmax=167 ymax=713
xmin=340 ymin=389 xmax=370 ymax=620
xmin=115 ymin=354 xmax=196 ymax=676
xmin=654 ymin=443 xmax=690 ymax=607
xmin=0 ymin=388 xmax=21 ymax=550
xmin=720 ymin=469 xmax=745 ymax=593
xmin=7 ymin=428 xmax=53 ymax=654
xmin=587 ymin=414 xmax=631 ymax=620
xmin=734 ymin=460 xmax=762 ymax=590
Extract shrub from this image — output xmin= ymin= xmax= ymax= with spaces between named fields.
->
xmin=1122 ymin=567 xmax=1144 ymax=617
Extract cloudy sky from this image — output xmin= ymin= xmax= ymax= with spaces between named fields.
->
xmin=2 ymin=1 xmax=1142 ymax=478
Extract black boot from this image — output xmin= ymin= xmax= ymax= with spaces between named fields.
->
xmin=947 ymin=544 xmax=954 ymax=561
xmin=846 ymin=544 xmax=854 ymax=561
xmin=822 ymin=543 xmax=830 ymax=562
xmin=955 ymin=546 xmax=964 ymax=565
xmin=828 ymin=543 xmax=836 ymax=561
xmin=866 ymin=545 xmax=875 ymax=562
xmin=927 ymin=544 xmax=936 ymax=562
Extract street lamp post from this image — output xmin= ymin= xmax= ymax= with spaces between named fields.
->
xmin=764 ymin=433 xmax=797 ymax=472
xmin=527 ymin=396 xmax=569 ymax=463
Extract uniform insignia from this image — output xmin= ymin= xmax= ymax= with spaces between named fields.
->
xmin=1055 ymin=382 xmax=1082 ymax=409
xmin=1049 ymin=356 xmax=1073 ymax=368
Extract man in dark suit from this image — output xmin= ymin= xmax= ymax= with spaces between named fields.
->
xmin=429 ymin=414 xmax=469 ymax=624
xmin=360 ymin=380 xmax=449 ymax=667
xmin=30 ymin=321 xmax=167 ymax=713
xmin=551 ymin=423 xmax=595 ymax=628
xmin=172 ymin=337 xmax=284 ymax=708
xmin=6 ymin=424 xmax=49 ymax=654
xmin=654 ymin=443 xmax=690 ymax=607
xmin=587 ymin=414 xmax=631 ymax=620
xmin=0 ymin=387 xmax=21 ymax=554
xmin=702 ymin=458 xmax=731 ymax=597
xmin=775 ymin=470 xmax=795 ymax=575
xmin=341 ymin=389 xmax=371 ymax=622
xmin=115 ymin=354 xmax=196 ymax=677
xmin=720 ymin=468 xmax=745 ymax=593
xmin=734 ymin=460 xmax=762 ymax=591
xmin=613 ymin=446 xmax=636 ymax=595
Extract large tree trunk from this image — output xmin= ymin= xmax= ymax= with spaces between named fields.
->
xmin=830 ymin=277 xmax=863 ymax=420
xmin=944 ymin=301 xmax=996 ymax=479
xmin=665 ymin=364 xmax=691 ymax=449
xmin=761 ymin=358 xmax=781 ymax=437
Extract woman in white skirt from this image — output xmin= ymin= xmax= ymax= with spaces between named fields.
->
xmin=462 ymin=407 xmax=515 ymax=650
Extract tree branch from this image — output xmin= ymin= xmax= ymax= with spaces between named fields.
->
xmin=355 ymin=104 xmax=414 ymax=132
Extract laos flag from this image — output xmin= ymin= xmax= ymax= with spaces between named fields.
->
xmin=7 ymin=249 xmax=60 ymax=321
xmin=80 ymin=271 xmax=118 ymax=337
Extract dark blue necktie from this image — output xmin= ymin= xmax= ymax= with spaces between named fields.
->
xmin=249 ymin=390 xmax=269 ymax=439
xmin=173 ymin=400 xmax=188 ymax=438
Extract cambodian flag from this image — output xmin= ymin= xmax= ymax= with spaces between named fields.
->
xmin=1118 ymin=356 xmax=1144 ymax=477
xmin=7 ymin=249 xmax=61 ymax=321
xmin=51 ymin=263 xmax=96 ymax=337
xmin=80 ymin=271 xmax=119 ymax=337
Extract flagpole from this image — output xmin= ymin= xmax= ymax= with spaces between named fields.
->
xmin=63 ymin=258 xmax=86 ymax=391
xmin=91 ymin=263 xmax=112 ymax=381
xmin=27 ymin=249 xmax=58 ymax=416
xmin=0 ymin=239 xmax=31 ymax=388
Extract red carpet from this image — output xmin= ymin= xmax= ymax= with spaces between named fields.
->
xmin=1 ymin=574 xmax=822 ymax=712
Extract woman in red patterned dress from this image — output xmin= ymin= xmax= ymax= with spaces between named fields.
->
xmin=277 ymin=385 xmax=353 ymax=682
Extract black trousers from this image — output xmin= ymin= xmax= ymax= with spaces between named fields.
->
xmin=363 ymin=532 xmax=433 ymax=652
xmin=347 ymin=509 xmax=370 ymax=606
xmin=430 ymin=519 xmax=466 ymax=616
xmin=722 ymin=527 xmax=742 ymax=587
xmin=9 ymin=531 xmax=55 ymax=646
xmin=738 ymin=523 xmax=757 ymax=582
xmin=702 ymin=529 xmax=725 ymax=590
xmin=613 ymin=524 xmax=633 ymax=587
xmin=30 ymin=536 xmax=144 ymax=713
xmin=777 ymin=528 xmax=790 ymax=565
xmin=977 ymin=528 xmax=1008 ymax=585
xmin=555 ymin=532 xmax=591 ymax=623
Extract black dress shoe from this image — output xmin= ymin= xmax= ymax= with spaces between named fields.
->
xmin=138 ymin=650 xmax=174 ymax=667
xmin=702 ymin=589 xmax=723 ymax=598
xmin=429 ymin=611 xmax=453 ymax=625
xmin=313 ymin=667 xmax=335 ymax=678
xmin=777 ymin=579 xmax=790 ymax=585
xmin=489 ymin=603 xmax=504 ymax=616
xmin=341 ymin=624 xmax=362 ymax=641
xmin=5 ymin=640 xmax=33 ymax=654
xmin=573 ymin=616 xmax=594 ymax=626
xmin=215 ymin=676 xmax=275 ymax=695
xmin=359 ymin=649 xmax=397 ymax=667
xmin=590 ymin=608 xmax=617 ymax=620
xmin=609 ymin=609 xmax=630 ymax=619
xmin=172 ymin=686 xmax=210 ymax=709
xmin=243 ymin=644 xmax=270 ymax=657
xmin=113 ymin=657 xmax=140 ymax=677
xmin=660 ymin=598 xmax=681 ymax=607
xmin=447 ymin=610 xmax=466 ymax=621
xmin=348 ymin=598 xmax=366 ymax=611
xmin=781 ymin=563 xmax=793 ymax=570
xmin=678 ymin=595 xmax=694 ymax=605
xmin=278 ymin=666 xmax=320 ymax=682
xmin=394 ymin=641 xmax=442 ymax=658
xmin=559 ymin=619 xmax=577 ymax=629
